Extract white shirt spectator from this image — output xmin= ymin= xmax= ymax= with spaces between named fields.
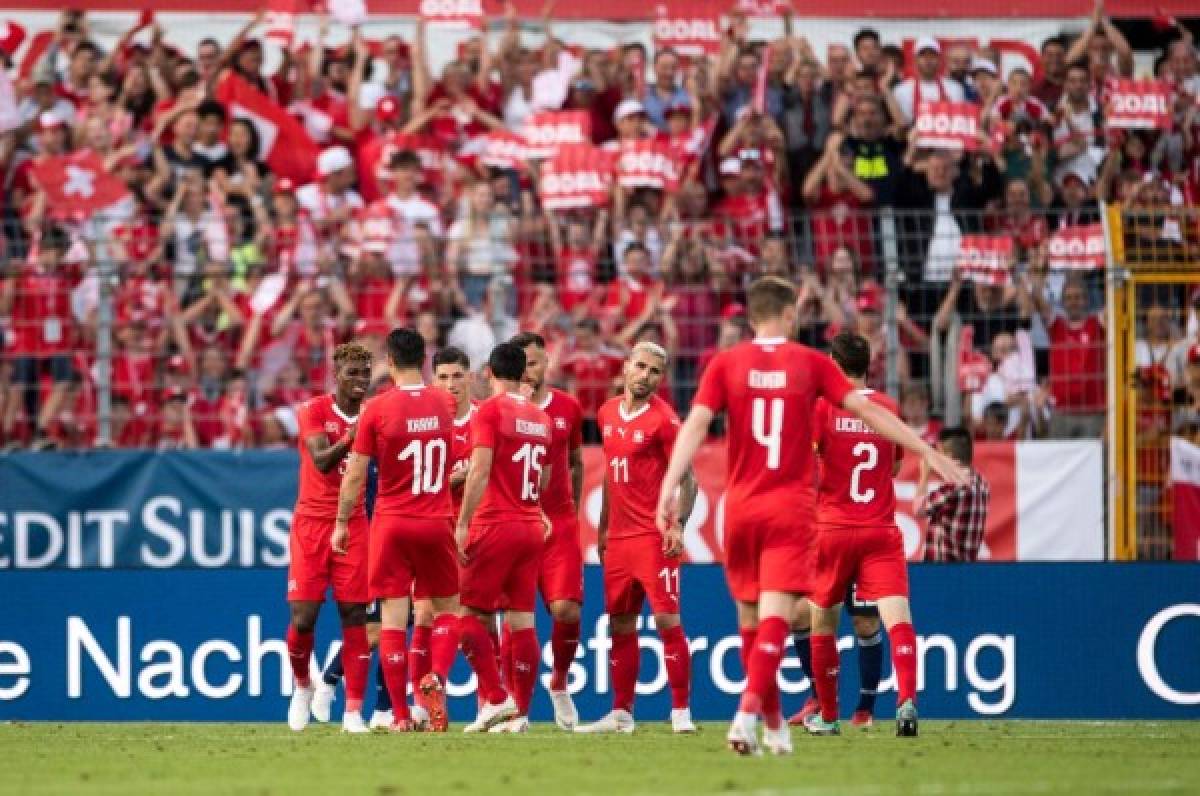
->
xmin=373 ymin=193 xmax=443 ymax=277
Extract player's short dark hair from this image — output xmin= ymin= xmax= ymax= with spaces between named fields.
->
xmin=334 ymin=342 xmax=372 ymax=369
xmin=432 ymin=346 xmax=470 ymax=370
xmin=386 ymin=327 xmax=425 ymax=369
xmin=829 ymin=331 xmax=870 ymax=379
xmin=853 ymin=28 xmax=881 ymax=49
xmin=746 ymin=276 xmax=797 ymax=324
xmin=1041 ymin=35 xmax=1066 ymax=52
xmin=196 ymin=99 xmax=227 ymax=122
xmin=389 ymin=150 xmax=421 ymax=171
xmin=939 ymin=426 xmax=974 ymax=466
xmin=1066 ymin=59 xmax=1090 ymax=76
xmin=40 ymin=225 xmax=70 ymax=254
xmin=488 ymin=342 xmax=527 ymax=381
xmin=983 ymin=401 xmax=1009 ymax=424
xmin=509 ymin=331 xmax=546 ymax=350
xmin=622 ymin=242 xmax=648 ymax=259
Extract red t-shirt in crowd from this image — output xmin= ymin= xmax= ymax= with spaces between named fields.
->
xmin=6 ymin=261 xmax=82 ymax=356
xmin=1048 ymin=314 xmax=1105 ymax=412
xmin=809 ymin=184 xmax=874 ymax=277
xmin=560 ymin=346 xmax=625 ymax=418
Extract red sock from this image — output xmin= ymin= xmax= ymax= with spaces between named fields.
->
xmin=379 ymin=628 xmax=410 ymax=720
xmin=810 ymin=633 xmax=840 ymax=723
xmin=488 ymin=622 xmax=502 ymax=687
xmin=286 ymin=626 xmax=314 ymax=688
xmin=889 ymin=622 xmax=918 ymax=706
xmin=460 ymin=615 xmax=506 ymax=705
xmin=509 ymin=628 xmax=539 ymax=716
xmin=738 ymin=617 xmax=788 ymax=717
xmin=430 ymin=614 xmax=461 ymax=680
xmin=549 ymin=619 xmax=580 ymax=692
xmin=408 ymin=624 xmax=432 ymax=687
xmin=341 ymin=624 xmax=370 ymax=713
xmin=659 ymin=625 xmax=691 ymax=710
xmin=500 ymin=622 xmax=515 ymax=697
xmin=610 ymin=630 xmax=639 ymax=714
xmin=739 ymin=627 xmax=756 ymax=682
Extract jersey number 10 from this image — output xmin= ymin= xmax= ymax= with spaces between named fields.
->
xmin=398 ymin=438 xmax=448 ymax=495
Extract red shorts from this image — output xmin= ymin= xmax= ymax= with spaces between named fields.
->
xmin=368 ymin=515 xmax=458 ymax=601
xmin=459 ymin=521 xmax=544 ymax=613
xmin=287 ymin=513 xmax=368 ymax=604
xmin=810 ymin=525 xmax=909 ymax=609
xmin=539 ymin=512 xmax=584 ymax=605
xmin=723 ymin=513 xmax=814 ymax=603
xmin=604 ymin=534 xmax=681 ymax=616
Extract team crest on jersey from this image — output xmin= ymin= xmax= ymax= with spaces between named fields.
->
xmin=603 ymin=425 xmax=613 ymax=437
xmin=555 ymin=417 xmax=567 ymax=430
xmin=633 ymin=430 xmax=645 ymax=444
xmin=325 ymin=421 xmax=340 ymax=434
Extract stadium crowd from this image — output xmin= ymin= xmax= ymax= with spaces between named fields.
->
xmin=1 ymin=4 xmax=1199 ymax=451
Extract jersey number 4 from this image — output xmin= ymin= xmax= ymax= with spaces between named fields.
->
xmin=752 ymin=397 xmax=784 ymax=470
xmin=513 ymin=442 xmax=547 ymax=501
xmin=398 ymin=438 xmax=448 ymax=495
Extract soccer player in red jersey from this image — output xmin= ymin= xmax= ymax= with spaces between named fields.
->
xmin=576 ymin=342 xmax=699 ymax=735
xmin=803 ymin=331 xmax=922 ymax=738
xmin=657 ymin=277 xmax=966 ymax=755
xmin=333 ymin=328 xmax=462 ymax=733
xmin=404 ymin=345 xmax=477 ymax=700
xmin=284 ymin=343 xmax=373 ymax=734
xmin=456 ymin=342 xmax=555 ymax=734
xmin=511 ymin=331 xmax=586 ymax=730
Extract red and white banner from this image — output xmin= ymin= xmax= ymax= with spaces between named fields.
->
xmin=0 ymin=68 xmax=18 ymax=135
xmin=577 ymin=439 xmax=1103 ymax=563
xmin=538 ymin=144 xmax=617 ymax=210
xmin=418 ymin=0 xmax=483 ymax=29
xmin=915 ymin=101 xmax=981 ymax=151
xmin=264 ymin=0 xmax=299 ymax=47
xmin=616 ymin=139 xmax=682 ymax=190
xmin=31 ymin=151 xmax=130 ymax=215
xmin=522 ymin=111 xmax=591 ymax=160
xmin=476 ymin=130 xmax=530 ymax=171
xmin=958 ymin=234 xmax=1013 ymax=285
xmin=214 ymin=73 xmax=320 ymax=183
xmin=1047 ymin=223 xmax=1107 ymax=270
xmin=1107 ymin=80 xmax=1173 ymax=131
xmin=330 ymin=0 xmax=368 ymax=26
xmin=1170 ymin=437 xmax=1200 ymax=561
xmin=652 ymin=2 xmax=722 ymax=59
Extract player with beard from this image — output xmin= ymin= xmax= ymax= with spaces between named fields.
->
xmin=576 ymin=342 xmax=698 ymax=734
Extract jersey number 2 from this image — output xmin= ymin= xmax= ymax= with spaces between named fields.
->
xmin=398 ymin=438 xmax=448 ymax=496
xmin=849 ymin=441 xmax=878 ymax=504
xmin=513 ymin=442 xmax=547 ymax=501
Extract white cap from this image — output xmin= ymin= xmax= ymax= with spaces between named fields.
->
xmin=613 ymin=98 xmax=646 ymax=123
xmin=317 ymin=146 xmax=353 ymax=177
xmin=970 ymin=56 xmax=997 ymax=76
xmin=719 ymin=157 xmax=742 ymax=176
xmin=915 ymin=36 xmax=941 ymax=55
xmin=358 ymin=82 xmax=386 ymax=111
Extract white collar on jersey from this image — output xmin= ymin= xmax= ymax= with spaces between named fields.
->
xmin=331 ymin=401 xmax=359 ymax=424
xmin=618 ymin=400 xmax=651 ymax=423
xmin=397 ymin=384 xmax=425 ymax=391
xmin=857 ymin=387 xmax=874 ymax=395
xmin=506 ymin=392 xmax=527 ymax=401
xmin=454 ymin=403 xmax=475 ymax=427
xmin=753 ymin=337 xmax=787 ymax=345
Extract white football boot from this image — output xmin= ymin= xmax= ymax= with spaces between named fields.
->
xmin=548 ymin=689 xmax=579 ymax=731
xmin=463 ymin=696 xmax=518 ymax=733
xmin=726 ymin=711 xmax=761 ymax=756
xmin=310 ymin=680 xmax=336 ymax=723
xmin=288 ymin=684 xmax=315 ymax=732
xmin=341 ymin=710 xmax=370 ymax=734
xmin=670 ymin=708 xmax=698 ymax=734
xmin=574 ymin=709 xmax=636 ymax=734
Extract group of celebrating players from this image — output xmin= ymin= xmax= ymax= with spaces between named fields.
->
xmin=281 ymin=275 xmax=968 ymax=752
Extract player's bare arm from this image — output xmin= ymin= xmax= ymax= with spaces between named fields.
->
xmin=304 ymin=426 xmax=355 ymax=474
xmin=661 ymin=467 xmax=698 ymax=558
xmin=657 ymin=405 xmax=714 ymax=532
xmin=842 ymin=393 xmax=968 ymax=487
xmin=569 ymin=445 xmax=584 ymax=513
xmin=455 ymin=446 xmax=493 ymax=564
xmin=538 ymin=463 xmax=554 ymax=540
xmin=331 ymin=452 xmax=369 ymax=554
xmin=596 ymin=482 xmax=609 ymax=560
xmin=449 ymin=463 xmax=470 ymax=488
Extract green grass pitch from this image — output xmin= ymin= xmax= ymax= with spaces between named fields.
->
xmin=4 ymin=721 xmax=1198 ymax=794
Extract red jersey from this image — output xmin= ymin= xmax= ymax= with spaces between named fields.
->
xmin=561 ymin=346 xmax=624 ymax=417
xmin=692 ymin=338 xmax=853 ymax=521
xmin=534 ymin=388 xmax=584 ymax=520
xmin=814 ymin=389 xmax=900 ymax=529
xmin=6 ymin=261 xmax=82 ymax=356
xmin=471 ymin=393 xmax=553 ymax=525
xmin=353 ymin=384 xmax=457 ymax=519
xmin=1048 ymin=314 xmax=1105 ymax=412
xmin=294 ymin=394 xmax=364 ymax=519
xmin=449 ymin=402 xmax=478 ymax=517
xmin=597 ymin=395 xmax=680 ymax=541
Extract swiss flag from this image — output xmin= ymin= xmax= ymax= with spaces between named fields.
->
xmin=31 ymin=152 xmax=129 ymax=215
xmin=214 ymin=73 xmax=319 ymax=184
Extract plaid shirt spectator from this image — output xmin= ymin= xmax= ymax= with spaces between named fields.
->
xmin=923 ymin=469 xmax=990 ymax=562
